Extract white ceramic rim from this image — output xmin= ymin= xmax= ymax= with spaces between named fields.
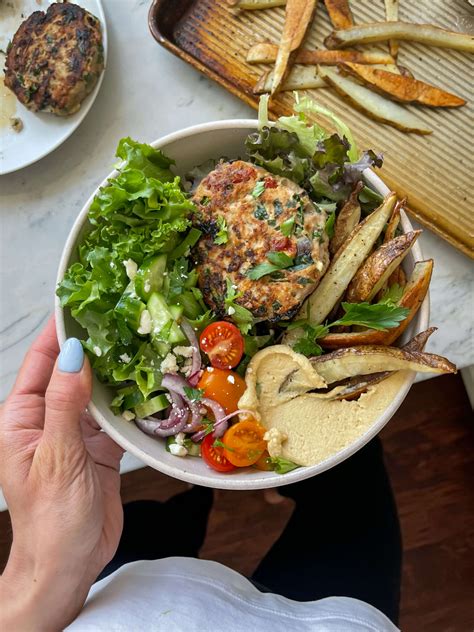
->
xmin=0 ymin=0 xmax=108 ymax=176
xmin=55 ymin=119 xmax=429 ymax=490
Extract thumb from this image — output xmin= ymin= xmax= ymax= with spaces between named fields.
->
xmin=44 ymin=338 xmax=92 ymax=441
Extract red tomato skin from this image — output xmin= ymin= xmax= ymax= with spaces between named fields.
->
xmin=201 ymin=434 xmax=236 ymax=473
xmin=199 ymin=322 xmax=244 ymax=370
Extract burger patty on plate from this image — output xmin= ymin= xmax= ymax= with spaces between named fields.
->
xmin=4 ymin=2 xmax=104 ymax=116
xmin=192 ymin=160 xmax=330 ymax=323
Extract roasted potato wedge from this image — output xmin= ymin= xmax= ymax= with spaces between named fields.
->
xmin=311 ymin=343 xmax=456 ymax=384
xmin=319 ymin=259 xmax=433 ymax=349
xmin=323 ymin=0 xmax=353 ymax=29
xmin=384 ymin=0 xmax=399 ymax=59
xmin=345 ymin=230 xmax=421 ymax=303
xmin=325 ymin=327 xmax=438 ymax=400
xmin=387 ymin=265 xmax=406 ymax=288
xmin=330 ymin=181 xmax=362 ymax=255
xmin=247 ymin=43 xmax=395 ymax=65
xmin=233 ymin=0 xmax=286 ymax=8
xmin=272 ymin=0 xmax=318 ymax=94
xmin=383 ymin=198 xmax=403 ymax=243
xmin=324 ymin=21 xmax=474 ymax=53
xmin=254 ymin=65 xmax=327 ymax=93
xmin=284 ymin=193 xmax=397 ymax=346
xmin=318 ymin=67 xmax=432 ymax=134
xmin=341 ymin=62 xmax=466 ymax=107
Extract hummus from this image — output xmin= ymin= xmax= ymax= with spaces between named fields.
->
xmin=240 ymin=345 xmax=408 ymax=466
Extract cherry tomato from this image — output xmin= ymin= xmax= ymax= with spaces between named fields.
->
xmin=254 ymin=450 xmax=273 ymax=471
xmin=199 ymin=321 xmax=244 ymax=370
xmin=223 ymin=420 xmax=267 ymax=467
xmin=197 ymin=368 xmax=246 ymax=415
xmin=201 ymin=434 xmax=236 ymax=473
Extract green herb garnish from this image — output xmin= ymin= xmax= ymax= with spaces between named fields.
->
xmin=247 ymin=251 xmax=294 ymax=281
xmin=325 ymin=210 xmax=336 ymax=239
xmin=183 ymin=386 xmax=204 ymax=402
xmin=266 ymin=456 xmax=300 ymax=474
xmin=280 ymin=216 xmax=295 ymax=237
xmin=252 ymin=180 xmax=265 ymax=198
xmin=214 ymin=215 xmax=228 ymax=245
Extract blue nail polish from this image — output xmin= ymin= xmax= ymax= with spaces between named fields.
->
xmin=58 ymin=338 xmax=84 ymax=373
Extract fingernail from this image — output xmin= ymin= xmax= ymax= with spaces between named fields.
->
xmin=58 ymin=338 xmax=84 ymax=373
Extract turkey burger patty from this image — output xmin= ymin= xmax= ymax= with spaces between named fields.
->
xmin=4 ymin=2 xmax=104 ymax=116
xmin=192 ymin=160 xmax=330 ymax=323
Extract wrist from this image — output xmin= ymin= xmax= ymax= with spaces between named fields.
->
xmin=0 ymin=546 xmax=91 ymax=631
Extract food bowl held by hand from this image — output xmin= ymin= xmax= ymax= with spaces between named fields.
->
xmin=55 ymin=120 xmax=429 ymax=490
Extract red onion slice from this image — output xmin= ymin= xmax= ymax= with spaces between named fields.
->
xmin=181 ymin=319 xmax=202 ymax=378
xmin=135 ymin=413 xmax=188 ymax=438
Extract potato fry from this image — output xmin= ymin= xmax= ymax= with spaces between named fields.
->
xmin=284 ymin=193 xmax=397 ymax=347
xmin=246 ymin=42 xmax=395 ymax=65
xmin=323 ymin=0 xmax=353 ymax=30
xmin=330 ymin=181 xmax=362 ymax=256
xmin=318 ymin=67 xmax=432 ymax=134
xmin=384 ymin=0 xmax=399 ymax=59
xmin=384 ymin=198 xmax=404 ymax=244
xmin=326 ymin=327 xmax=438 ymax=400
xmin=345 ymin=230 xmax=421 ymax=303
xmin=324 ymin=21 xmax=474 ymax=53
xmin=233 ymin=0 xmax=286 ymax=9
xmin=272 ymin=0 xmax=318 ymax=94
xmin=397 ymin=65 xmax=413 ymax=79
xmin=341 ymin=62 xmax=466 ymax=107
xmin=310 ymin=343 xmax=456 ymax=384
xmin=319 ymin=260 xmax=433 ymax=349
xmin=254 ymin=66 xmax=327 ymax=94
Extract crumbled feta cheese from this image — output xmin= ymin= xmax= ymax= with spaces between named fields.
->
xmin=264 ymin=428 xmax=288 ymax=458
xmin=122 ymin=411 xmax=135 ymax=421
xmin=123 ymin=259 xmax=138 ymax=280
xmin=181 ymin=358 xmax=193 ymax=377
xmin=227 ymin=375 xmax=235 ymax=384
xmin=169 ymin=443 xmax=188 ymax=457
xmin=93 ymin=346 xmax=102 ymax=357
xmin=316 ymin=260 xmax=324 ymax=272
xmin=174 ymin=346 xmax=194 ymax=358
xmin=137 ymin=309 xmax=152 ymax=335
xmin=110 ymin=261 xmax=116 ymax=269
xmin=119 ymin=353 xmax=132 ymax=364
xmin=227 ymin=306 xmax=236 ymax=316
xmin=144 ymin=280 xmax=151 ymax=293
xmin=160 ymin=353 xmax=179 ymax=374
xmin=206 ymin=367 xmax=214 ymax=372
xmin=175 ymin=432 xmax=186 ymax=446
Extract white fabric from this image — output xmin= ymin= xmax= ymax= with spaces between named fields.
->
xmin=67 ymin=558 xmax=399 ymax=631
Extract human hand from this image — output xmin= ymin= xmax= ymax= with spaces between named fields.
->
xmin=0 ymin=318 xmax=124 ymax=630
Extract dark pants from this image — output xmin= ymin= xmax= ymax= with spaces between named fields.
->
xmin=99 ymin=438 xmax=402 ymax=625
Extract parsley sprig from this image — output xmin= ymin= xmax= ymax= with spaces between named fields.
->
xmin=224 ymin=278 xmax=254 ymax=334
xmin=214 ymin=216 xmax=228 ymax=245
xmin=247 ymin=251 xmax=294 ymax=281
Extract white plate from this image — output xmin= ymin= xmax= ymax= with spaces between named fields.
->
xmin=56 ymin=120 xmax=430 ymax=490
xmin=0 ymin=0 xmax=107 ymax=175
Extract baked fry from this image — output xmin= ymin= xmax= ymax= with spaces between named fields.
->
xmin=254 ymin=65 xmax=326 ymax=93
xmin=247 ymin=42 xmax=395 ymax=65
xmin=323 ymin=0 xmax=354 ymax=29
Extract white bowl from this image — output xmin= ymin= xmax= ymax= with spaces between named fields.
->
xmin=56 ymin=120 xmax=429 ymax=490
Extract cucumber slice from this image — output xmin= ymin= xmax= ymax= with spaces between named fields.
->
xmin=134 ymin=393 xmax=169 ymax=418
xmin=148 ymin=293 xmax=186 ymax=344
xmin=135 ymin=255 xmax=167 ymax=301
xmin=115 ymin=284 xmax=146 ymax=331
xmin=169 ymin=304 xmax=184 ymax=320
xmin=169 ymin=228 xmax=202 ymax=260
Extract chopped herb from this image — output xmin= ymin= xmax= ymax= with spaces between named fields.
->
xmin=272 ymin=300 xmax=282 ymax=312
xmin=268 ymin=219 xmax=276 ymax=227
xmin=325 ymin=210 xmax=336 ymax=239
xmin=266 ymin=456 xmax=300 ymax=474
xmin=252 ymin=180 xmax=265 ymax=198
xmin=200 ymin=196 xmax=210 ymax=206
xmin=214 ymin=215 xmax=228 ymax=245
xmin=224 ymin=278 xmax=254 ymax=334
xmin=297 ymin=276 xmax=312 ymax=285
xmin=254 ymin=203 xmax=268 ymax=220
xmin=280 ymin=216 xmax=295 ymax=237
xmin=332 ymin=302 xmax=409 ymax=331
xmin=183 ymin=386 xmax=204 ymax=402
xmin=312 ymin=228 xmax=324 ymax=243
xmin=379 ymin=283 xmax=404 ymax=305
xmin=247 ymin=252 xmax=294 ymax=281
xmin=274 ymin=199 xmax=284 ymax=216
xmin=212 ymin=439 xmax=235 ymax=451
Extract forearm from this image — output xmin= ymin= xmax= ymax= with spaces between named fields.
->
xmin=0 ymin=547 xmax=93 ymax=631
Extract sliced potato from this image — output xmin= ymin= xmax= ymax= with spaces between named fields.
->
xmin=319 ymin=259 xmax=433 ymax=349
xmin=341 ymin=62 xmax=466 ymax=107
xmin=403 ymin=326 xmax=437 ymax=352
xmin=311 ymin=344 xmax=456 ymax=384
xmin=323 ymin=0 xmax=353 ymax=29
xmin=247 ymin=42 xmax=395 ymax=65
xmin=397 ymin=65 xmax=414 ymax=79
xmin=254 ymin=65 xmax=327 ymax=94
xmin=318 ymin=67 xmax=432 ymax=134
xmin=324 ymin=21 xmax=474 ymax=53
xmin=384 ymin=0 xmax=399 ymax=59
xmin=345 ymin=230 xmax=421 ymax=303
xmin=284 ymin=193 xmax=397 ymax=347
xmin=330 ymin=181 xmax=362 ymax=256
xmin=272 ymin=0 xmax=318 ymax=94
xmin=233 ymin=0 xmax=286 ymax=8
xmin=388 ymin=264 xmax=406 ymax=288
xmin=383 ymin=198 xmax=403 ymax=243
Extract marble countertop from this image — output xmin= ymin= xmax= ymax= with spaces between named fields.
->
xmin=1 ymin=0 xmax=473 ymax=509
